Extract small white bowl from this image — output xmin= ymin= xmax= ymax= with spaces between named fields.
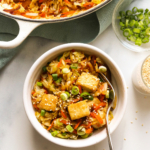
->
xmin=23 ymin=43 xmax=127 ymax=148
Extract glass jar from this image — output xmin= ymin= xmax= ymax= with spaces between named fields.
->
xmin=132 ymin=55 xmax=150 ymax=95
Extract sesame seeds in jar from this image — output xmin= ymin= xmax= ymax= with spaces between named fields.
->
xmin=142 ymin=56 xmax=150 ymax=88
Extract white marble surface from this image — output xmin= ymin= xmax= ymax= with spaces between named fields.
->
xmin=0 ymin=25 xmax=150 ymax=150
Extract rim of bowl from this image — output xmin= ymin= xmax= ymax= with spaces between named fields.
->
xmin=23 ymin=43 xmax=127 ymax=148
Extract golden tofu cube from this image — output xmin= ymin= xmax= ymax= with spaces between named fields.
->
xmin=68 ymin=101 xmax=90 ymax=120
xmin=37 ymin=94 xmax=58 ymax=111
xmin=76 ymin=72 xmax=99 ymax=92
xmin=87 ymin=97 xmax=101 ymax=107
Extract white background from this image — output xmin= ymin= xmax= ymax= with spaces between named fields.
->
xmin=0 ymin=25 xmax=150 ymax=150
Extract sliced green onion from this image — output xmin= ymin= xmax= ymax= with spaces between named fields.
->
xmin=125 ymin=19 xmax=129 ymax=27
xmin=135 ymin=37 xmax=142 ymax=46
xmin=80 ymin=92 xmax=90 ymax=97
xmin=51 ymin=131 xmax=59 ymax=137
xmin=142 ymin=37 xmax=149 ymax=43
xmin=145 ymin=8 xmax=149 ymax=14
xmin=128 ymin=35 xmax=137 ymax=42
xmin=41 ymin=110 xmax=46 ymax=116
xmin=105 ymin=90 xmax=109 ymax=99
xmin=56 ymin=119 xmax=63 ymax=126
xmin=120 ymin=18 xmax=126 ymax=24
xmin=65 ymin=91 xmax=70 ymax=98
xmin=60 ymin=93 xmax=68 ymax=101
xmin=119 ymin=22 xmax=125 ymax=27
xmin=62 ymin=132 xmax=67 ymax=136
xmin=72 ymin=86 xmax=79 ymax=95
xmin=137 ymin=14 xmax=144 ymax=20
xmin=132 ymin=7 xmax=138 ymax=14
xmin=123 ymin=28 xmax=133 ymax=37
xmin=52 ymin=74 xmax=58 ymax=81
xmin=119 ymin=11 xmax=126 ymax=17
xmin=88 ymin=95 xmax=93 ymax=100
xmin=71 ymin=63 xmax=78 ymax=69
xmin=62 ymin=68 xmax=70 ymax=74
xmin=134 ymin=34 xmax=139 ymax=38
xmin=140 ymin=31 xmax=146 ymax=38
xmin=143 ymin=18 xmax=149 ymax=25
xmin=56 ymin=133 xmax=69 ymax=139
xmin=42 ymin=66 xmax=47 ymax=73
xmin=146 ymin=27 xmax=150 ymax=35
xmin=55 ymin=78 xmax=62 ymax=84
xmin=99 ymin=66 xmax=107 ymax=73
xmin=129 ymin=20 xmax=136 ymax=27
xmin=133 ymin=28 xmax=141 ymax=33
xmin=66 ymin=125 xmax=74 ymax=133
xmin=120 ymin=27 xmax=125 ymax=31
xmin=37 ymin=82 xmax=42 ymax=87
xmin=109 ymin=89 xmax=114 ymax=100
xmin=81 ymin=134 xmax=89 ymax=139
xmin=126 ymin=10 xmax=132 ymax=16
xmin=77 ymin=126 xmax=86 ymax=135
xmin=138 ymin=8 xmax=144 ymax=13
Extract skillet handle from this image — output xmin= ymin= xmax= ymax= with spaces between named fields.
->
xmin=0 ymin=19 xmax=42 ymax=49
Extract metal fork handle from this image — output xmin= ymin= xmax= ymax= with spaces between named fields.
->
xmin=106 ymin=106 xmax=113 ymax=150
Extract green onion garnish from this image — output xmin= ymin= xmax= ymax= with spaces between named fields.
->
xmin=66 ymin=125 xmax=74 ymax=133
xmin=52 ymin=74 xmax=58 ymax=81
xmin=60 ymin=93 xmax=68 ymax=101
xmin=51 ymin=131 xmax=59 ymax=137
xmin=55 ymin=77 xmax=62 ymax=84
xmin=42 ymin=66 xmax=47 ymax=73
xmin=41 ymin=110 xmax=46 ymax=116
xmin=62 ymin=68 xmax=70 ymax=74
xmin=72 ymin=86 xmax=79 ymax=95
xmin=65 ymin=91 xmax=70 ymax=98
xmin=71 ymin=63 xmax=78 ymax=69
xmin=37 ymin=82 xmax=42 ymax=87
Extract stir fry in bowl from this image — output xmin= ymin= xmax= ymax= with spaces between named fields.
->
xmin=1 ymin=0 xmax=106 ymax=19
xmin=31 ymin=50 xmax=114 ymax=139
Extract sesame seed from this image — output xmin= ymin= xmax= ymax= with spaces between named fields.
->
xmin=136 ymin=111 xmax=138 ymax=113
xmin=124 ymin=138 xmax=126 ymax=140
xmin=127 ymin=87 xmax=128 ymax=89
xmin=131 ymin=122 xmax=133 ymax=124
xmin=135 ymin=118 xmax=137 ymax=120
xmin=146 ymin=131 xmax=148 ymax=133
xmin=142 ymin=124 xmax=144 ymax=126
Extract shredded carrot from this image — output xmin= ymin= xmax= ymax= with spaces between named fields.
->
xmin=33 ymin=104 xmax=39 ymax=110
xmin=93 ymin=102 xmax=106 ymax=111
xmin=64 ymin=0 xmax=70 ymax=4
xmin=47 ymin=120 xmax=55 ymax=131
xmin=94 ymin=60 xmax=96 ymax=64
xmin=78 ymin=85 xmax=82 ymax=94
xmin=83 ymin=2 xmax=94 ymax=9
xmin=74 ymin=119 xmax=82 ymax=129
xmin=80 ymin=97 xmax=83 ymax=101
xmin=90 ymin=112 xmax=103 ymax=124
xmin=44 ymin=90 xmax=48 ymax=94
xmin=61 ymin=110 xmax=67 ymax=119
xmin=81 ymin=123 xmax=91 ymax=129
xmin=39 ymin=0 xmax=44 ymax=3
xmin=39 ymin=12 xmax=46 ymax=17
xmin=61 ymin=11 xmax=75 ymax=17
xmin=59 ymin=119 xmax=70 ymax=125
xmin=57 ymin=59 xmax=62 ymax=68
xmin=86 ymin=127 xmax=93 ymax=134
xmin=65 ymin=59 xmax=71 ymax=63
xmin=31 ymin=91 xmax=35 ymax=95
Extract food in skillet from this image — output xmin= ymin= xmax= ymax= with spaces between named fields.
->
xmin=1 ymin=0 xmax=105 ymax=19
xmin=31 ymin=50 xmax=114 ymax=139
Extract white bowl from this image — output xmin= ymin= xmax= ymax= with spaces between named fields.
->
xmin=23 ymin=43 xmax=127 ymax=148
